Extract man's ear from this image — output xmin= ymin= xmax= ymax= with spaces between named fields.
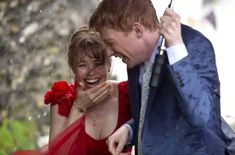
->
xmin=132 ymin=22 xmax=143 ymax=38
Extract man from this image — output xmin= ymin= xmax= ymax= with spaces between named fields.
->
xmin=89 ymin=0 xmax=235 ymax=154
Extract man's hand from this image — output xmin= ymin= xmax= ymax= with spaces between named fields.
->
xmin=159 ymin=8 xmax=183 ymax=47
xmin=107 ymin=125 xmax=130 ymax=155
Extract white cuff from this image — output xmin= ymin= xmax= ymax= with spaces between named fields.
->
xmin=166 ymin=44 xmax=188 ymax=65
xmin=123 ymin=124 xmax=133 ymax=144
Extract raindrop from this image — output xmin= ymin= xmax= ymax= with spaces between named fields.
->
xmin=19 ymin=37 xmax=25 ymax=43
xmin=36 ymin=114 xmax=41 ymax=119
xmin=43 ymin=111 xmax=47 ymax=117
xmin=25 ymin=55 xmax=29 ymax=60
xmin=28 ymin=116 xmax=32 ymax=121
xmin=44 ymin=58 xmax=50 ymax=66
xmin=9 ymin=59 xmax=14 ymax=64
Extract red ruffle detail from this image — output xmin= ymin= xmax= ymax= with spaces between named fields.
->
xmin=44 ymin=80 xmax=77 ymax=117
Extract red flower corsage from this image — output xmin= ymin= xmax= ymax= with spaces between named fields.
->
xmin=44 ymin=80 xmax=77 ymax=117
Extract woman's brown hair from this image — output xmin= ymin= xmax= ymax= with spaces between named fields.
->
xmin=68 ymin=26 xmax=107 ymax=74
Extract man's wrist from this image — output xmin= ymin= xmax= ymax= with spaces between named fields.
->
xmin=123 ymin=124 xmax=133 ymax=145
xmin=166 ymin=43 xmax=188 ymax=65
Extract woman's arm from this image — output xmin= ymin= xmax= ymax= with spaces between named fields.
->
xmin=64 ymin=104 xmax=85 ymax=127
xmin=49 ymin=104 xmax=67 ymax=140
xmin=49 ymin=104 xmax=85 ymax=140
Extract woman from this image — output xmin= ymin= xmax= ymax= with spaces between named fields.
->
xmin=12 ymin=26 xmax=132 ymax=155
xmin=43 ymin=26 xmax=132 ymax=155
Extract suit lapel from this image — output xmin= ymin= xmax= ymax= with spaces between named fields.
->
xmin=127 ymin=66 xmax=141 ymax=121
xmin=146 ymin=53 xmax=169 ymax=115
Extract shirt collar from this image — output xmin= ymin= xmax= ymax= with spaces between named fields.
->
xmin=147 ymin=35 xmax=163 ymax=64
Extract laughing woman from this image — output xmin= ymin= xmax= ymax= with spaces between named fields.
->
xmin=42 ymin=26 xmax=132 ymax=155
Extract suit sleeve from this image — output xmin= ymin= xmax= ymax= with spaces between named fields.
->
xmin=125 ymin=118 xmax=135 ymax=145
xmin=168 ymin=33 xmax=220 ymax=128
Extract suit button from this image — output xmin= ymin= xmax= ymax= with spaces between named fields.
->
xmin=178 ymin=78 xmax=184 ymax=87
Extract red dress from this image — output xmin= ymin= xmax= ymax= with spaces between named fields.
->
xmin=12 ymin=81 xmax=132 ymax=155
xmin=83 ymin=81 xmax=132 ymax=155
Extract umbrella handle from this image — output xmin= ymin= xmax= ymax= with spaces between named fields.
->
xmin=149 ymin=0 xmax=174 ymax=88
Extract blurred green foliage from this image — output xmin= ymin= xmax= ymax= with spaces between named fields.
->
xmin=0 ymin=117 xmax=38 ymax=155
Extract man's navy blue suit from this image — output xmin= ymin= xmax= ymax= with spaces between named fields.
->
xmin=127 ymin=24 xmax=235 ymax=155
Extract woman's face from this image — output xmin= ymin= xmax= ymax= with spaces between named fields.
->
xmin=75 ymin=54 xmax=109 ymax=90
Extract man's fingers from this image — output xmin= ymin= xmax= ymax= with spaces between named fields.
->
xmin=107 ymin=138 xmax=117 ymax=155
xmin=115 ymin=140 xmax=125 ymax=155
xmin=107 ymin=134 xmax=125 ymax=155
xmin=107 ymin=125 xmax=130 ymax=155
